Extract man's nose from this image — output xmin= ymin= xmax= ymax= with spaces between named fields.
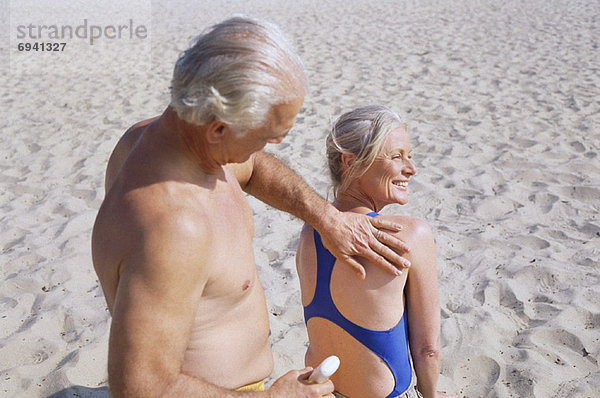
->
xmin=267 ymin=136 xmax=285 ymax=144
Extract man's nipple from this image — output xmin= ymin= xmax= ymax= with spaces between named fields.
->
xmin=242 ymin=279 xmax=251 ymax=291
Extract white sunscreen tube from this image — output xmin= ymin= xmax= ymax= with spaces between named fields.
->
xmin=307 ymin=355 xmax=340 ymax=384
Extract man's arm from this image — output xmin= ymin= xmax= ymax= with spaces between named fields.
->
xmin=107 ymin=214 xmax=236 ymax=397
xmin=107 ymin=211 xmax=333 ymax=398
xmin=228 ymin=151 xmax=411 ymax=278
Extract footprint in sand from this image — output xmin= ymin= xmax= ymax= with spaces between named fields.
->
xmin=530 ymin=328 xmax=598 ymax=367
xmin=504 ymin=365 xmax=535 ymax=397
xmin=569 ymin=141 xmax=586 ymax=153
xmin=507 ymin=235 xmax=551 ymax=250
xmin=557 ymin=186 xmax=600 ymax=202
xmin=454 ymin=356 xmax=500 ymax=396
xmin=476 ymin=196 xmax=520 ymax=219
xmin=527 ymin=192 xmax=558 ymax=214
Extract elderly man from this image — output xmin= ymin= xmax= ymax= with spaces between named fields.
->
xmin=92 ymin=17 xmax=409 ymax=397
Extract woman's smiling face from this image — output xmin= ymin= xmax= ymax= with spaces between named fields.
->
xmin=356 ymin=125 xmax=417 ymax=209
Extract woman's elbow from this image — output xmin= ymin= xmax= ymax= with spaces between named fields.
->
xmin=413 ymin=344 xmax=441 ymax=361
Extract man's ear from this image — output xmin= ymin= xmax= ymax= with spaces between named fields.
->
xmin=341 ymin=151 xmax=356 ymax=170
xmin=206 ymin=120 xmax=229 ymax=144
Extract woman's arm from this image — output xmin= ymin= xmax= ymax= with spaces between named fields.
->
xmin=403 ymin=218 xmax=442 ymax=398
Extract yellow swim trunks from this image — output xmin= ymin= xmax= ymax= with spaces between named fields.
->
xmin=236 ymin=380 xmax=265 ymax=391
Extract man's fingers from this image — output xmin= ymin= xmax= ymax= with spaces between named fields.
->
xmin=300 ymin=367 xmax=313 ymax=376
xmin=338 ymin=256 xmax=366 ymax=280
xmin=368 ymin=226 xmax=411 ymax=270
xmin=313 ymin=380 xmax=334 ymax=396
xmin=318 ymin=211 xmax=410 ymax=279
xmin=369 ymin=215 xmax=402 ymax=233
xmin=378 ymin=239 xmax=411 ymax=269
xmin=369 ymin=216 xmax=410 ymax=254
xmin=375 ymin=230 xmax=411 ymax=257
xmin=358 ymin=244 xmax=405 ymax=276
xmin=298 ymin=368 xmax=335 ymax=395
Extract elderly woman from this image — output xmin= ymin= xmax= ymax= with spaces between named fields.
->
xmin=296 ymin=105 xmax=456 ymax=398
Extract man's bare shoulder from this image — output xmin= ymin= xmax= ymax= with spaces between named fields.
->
xmin=130 ymin=196 xmax=213 ymax=265
xmin=97 ymin=157 xmax=232 ymax=258
xmin=102 ymin=179 xmax=214 ymax=237
xmin=93 ymin=182 xmax=214 ymax=303
xmin=121 ymin=116 xmax=160 ymax=147
xmin=105 ymin=116 xmax=160 ymax=193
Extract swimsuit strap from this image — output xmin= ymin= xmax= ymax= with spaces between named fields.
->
xmin=304 ymin=212 xmax=413 ymax=397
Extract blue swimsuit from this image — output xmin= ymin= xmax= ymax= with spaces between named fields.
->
xmin=303 ymin=212 xmax=412 ymax=398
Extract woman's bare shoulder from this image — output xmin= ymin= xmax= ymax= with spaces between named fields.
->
xmin=383 ymin=215 xmax=434 ymax=242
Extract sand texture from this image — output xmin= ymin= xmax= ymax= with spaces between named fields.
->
xmin=1 ymin=0 xmax=599 ymax=397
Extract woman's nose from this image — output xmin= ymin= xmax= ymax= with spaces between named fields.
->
xmin=407 ymin=159 xmax=417 ymax=175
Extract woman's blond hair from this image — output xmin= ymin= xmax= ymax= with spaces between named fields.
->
xmin=326 ymin=105 xmax=406 ymax=197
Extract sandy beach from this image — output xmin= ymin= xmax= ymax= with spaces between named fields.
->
xmin=1 ymin=0 xmax=599 ymax=397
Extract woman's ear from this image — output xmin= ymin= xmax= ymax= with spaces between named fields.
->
xmin=205 ymin=119 xmax=228 ymax=144
xmin=341 ymin=151 xmax=356 ymax=170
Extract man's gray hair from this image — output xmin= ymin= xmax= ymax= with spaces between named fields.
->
xmin=170 ymin=16 xmax=307 ymax=133
xmin=327 ymin=105 xmax=406 ymax=197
